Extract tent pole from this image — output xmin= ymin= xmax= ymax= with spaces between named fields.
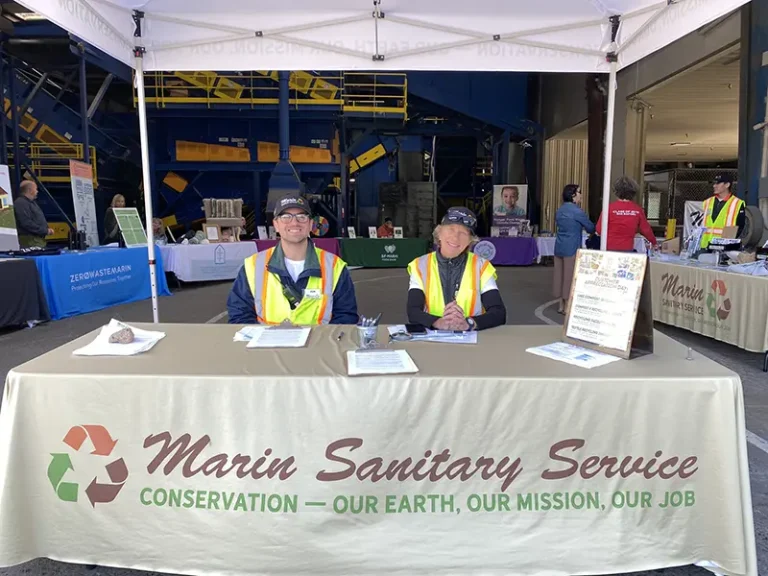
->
xmin=133 ymin=11 xmax=159 ymax=323
xmin=600 ymin=60 xmax=617 ymax=251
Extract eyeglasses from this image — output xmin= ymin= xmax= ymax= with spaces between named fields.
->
xmin=277 ymin=213 xmax=310 ymax=224
xmin=445 ymin=212 xmax=476 ymax=229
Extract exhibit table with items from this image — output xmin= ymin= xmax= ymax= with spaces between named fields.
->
xmin=255 ymin=238 xmax=340 ymax=256
xmin=159 ymin=242 xmax=257 ymax=283
xmin=339 ymin=238 xmax=430 ymax=268
xmin=0 ymin=323 xmax=755 ymax=576
xmin=536 ymin=235 xmax=651 ymax=263
xmin=30 ymin=246 xmax=171 ymax=320
xmin=472 ymin=237 xmax=539 ymax=266
xmin=650 ymin=256 xmax=768 ymax=357
xmin=0 ymin=258 xmax=50 ymax=328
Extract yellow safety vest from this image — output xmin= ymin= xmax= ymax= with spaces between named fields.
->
xmin=243 ymin=246 xmax=346 ymax=325
xmin=700 ymin=194 xmax=744 ymax=248
xmin=407 ymin=252 xmax=497 ymax=317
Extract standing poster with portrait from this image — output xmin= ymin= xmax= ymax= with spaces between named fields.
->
xmin=0 ymin=165 xmax=19 ymax=251
xmin=493 ymin=184 xmax=528 ymax=234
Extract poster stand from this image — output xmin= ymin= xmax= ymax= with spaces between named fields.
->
xmin=562 ymin=249 xmax=653 ymax=360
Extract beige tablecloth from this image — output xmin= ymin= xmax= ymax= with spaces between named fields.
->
xmin=0 ymin=325 xmax=756 ymax=576
xmin=651 ymin=259 xmax=768 ymax=352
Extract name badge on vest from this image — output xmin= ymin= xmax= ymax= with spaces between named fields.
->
xmin=304 ymin=288 xmax=322 ymax=300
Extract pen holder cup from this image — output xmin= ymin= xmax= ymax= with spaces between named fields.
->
xmin=356 ymin=325 xmax=379 ymax=349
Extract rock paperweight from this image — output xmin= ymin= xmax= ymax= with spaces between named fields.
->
xmin=109 ymin=327 xmax=135 ymax=344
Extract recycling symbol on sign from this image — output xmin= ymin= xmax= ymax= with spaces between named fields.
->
xmin=48 ymin=425 xmax=128 ymax=507
xmin=706 ymin=279 xmax=732 ymax=321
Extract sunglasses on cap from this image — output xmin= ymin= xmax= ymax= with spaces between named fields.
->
xmin=444 ymin=211 xmax=477 ymax=229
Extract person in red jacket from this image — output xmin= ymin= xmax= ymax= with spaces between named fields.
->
xmin=596 ymin=176 xmax=657 ymax=252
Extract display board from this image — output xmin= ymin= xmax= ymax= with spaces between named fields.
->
xmin=0 ymin=165 xmax=18 ymax=251
xmin=113 ymin=208 xmax=148 ymax=246
xmin=563 ymin=249 xmax=653 ymax=359
xmin=69 ymin=160 xmax=98 ymax=248
xmin=492 ymin=184 xmax=528 ymax=235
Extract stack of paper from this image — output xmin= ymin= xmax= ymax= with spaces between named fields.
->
xmin=525 ymin=342 xmax=621 ymax=369
xmin=233 ymin=326 xmax=266 ymax=342
xmin=387 ymin=325 xmax=478 ymax=345
xmin=347 ymin=349 xmax=419 ymax=376
xmin=246 ymin=327 xmax=310 ymax=348
xmin=73 ymin=320 xmax=165 ymax=357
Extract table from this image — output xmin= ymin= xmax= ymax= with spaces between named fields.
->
xmin=473 ymin=237 xmax=538 ymax=265
xmin=339 ymin=238 xmax=429 ymax=267
xmin=255 ymin=238 xmax=340 ymax=256
xmin=32 ymin=246 xmax=171 ymax=320
xmin=536 ymin=236 xmax=650 ymax=263
xmin=650 ymin=258 xmax=768 ymax=362
xmin=0 ymin=259 xmax=50 ymax=328
xmin=159 ymin=242 xmax=257 ymax=282
xmin=0 ymin=324 xmax=755 ymax=576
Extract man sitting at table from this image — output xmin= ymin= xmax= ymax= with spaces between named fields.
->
xmin=406 ymin=207 xmax=506 ymax=331
xmin=227 ymin=194 xmax=358 ymax=325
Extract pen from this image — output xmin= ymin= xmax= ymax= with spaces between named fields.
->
xmin=337 ymin=331 xmax=345 ymax=341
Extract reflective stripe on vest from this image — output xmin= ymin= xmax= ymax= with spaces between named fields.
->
xmin=409 ymin=252 xmax=490 ymax=317
xmin=244 ymin=247 xmax=341 ymax=325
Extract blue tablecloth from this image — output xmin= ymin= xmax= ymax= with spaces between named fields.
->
xmin=31 ymin=246 xmax=171 ymax=320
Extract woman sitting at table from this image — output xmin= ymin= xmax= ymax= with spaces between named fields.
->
xmin=102 ymin=194 xmax=125 ymax=245
xmin=553 ymin=184 xmax=594 ymax=314
xmin=406 ymin=207 xmax=506 ymax=331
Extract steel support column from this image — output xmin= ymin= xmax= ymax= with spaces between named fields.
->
xmin=78 ymin=44 xmax=90 ymax=164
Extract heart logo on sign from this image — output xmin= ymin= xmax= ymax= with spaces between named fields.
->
xmin=385 ymin=245 xmax=396 ymax=254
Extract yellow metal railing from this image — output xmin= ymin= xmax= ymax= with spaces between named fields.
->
xmin=8 ymin=143 xmax=99 ymax=188
xmin=138 ymin=71 xmax=407 ymax=118
xmin=475 ymin=157 xmax=493 ymax=177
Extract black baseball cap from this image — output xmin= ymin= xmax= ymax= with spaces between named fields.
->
xmin=713 ymin=174 xmax=733 ymax=185
xmin=441 ymin=207 xmax=477 ymax=232
xmin=275 ymin=194 xmax=311 ymax=216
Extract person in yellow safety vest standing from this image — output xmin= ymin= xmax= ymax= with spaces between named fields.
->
xmin=700 ymin=173 xmax=745 ymax=249
xmin=227 ymin=194 xmax=358 ymax=325
xmin=406 ymin=207 xmax=507 ymax=331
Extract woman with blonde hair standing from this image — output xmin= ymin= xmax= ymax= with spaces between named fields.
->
xmin=553 ymin=184 xmax=594 ymax=314
xmin=103 ymin=194 xmax=126 ymax=244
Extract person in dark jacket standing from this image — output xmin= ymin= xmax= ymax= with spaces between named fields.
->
xmin=15 ymin=181 xmax=52 ymax=248
xmin=553 ymin=184 xmax=594 ymax=314
xmin=227 ymin=194 xmax=358 ymax=325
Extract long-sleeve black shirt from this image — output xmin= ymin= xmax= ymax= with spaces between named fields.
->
xmin=14 ymin=196 xmax=48 ymax=237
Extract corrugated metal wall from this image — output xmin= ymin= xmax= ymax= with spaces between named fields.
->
xmin=541 ymin=139 xmax=588 ymax=233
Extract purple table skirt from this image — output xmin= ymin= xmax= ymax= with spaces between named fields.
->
xmin=254 ymin=238 xmax=341 ymax=256
xmin=472 ymin=237 xmax=539 ymax=266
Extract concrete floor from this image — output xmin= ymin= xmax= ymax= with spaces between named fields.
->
xmin=1 ymin=265 xmax=767 ymax=576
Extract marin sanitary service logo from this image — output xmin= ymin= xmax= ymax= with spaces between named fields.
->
xmin=48 ymin=425 xmax=128 ymax=507
xmin=706 ymin=279 xmax=731 ymax=321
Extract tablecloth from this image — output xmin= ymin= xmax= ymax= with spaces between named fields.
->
xmin=650 ymin=258 xmax=768 ymax=353
xmin=32 ymin=246 xmax=171 ymax=320
xmin=255 ymin=238 xmax=340 ymax=256
xmin=472 ymin=237 xmax=539 ymax=265
xmin=0 ymin=259 xmax=50 ymax=328
xmin=339 ymin=238 xmax=430 ymax=267
xmin=536 ymin=236 xmax=651 ymax=263
xmin=0 ymin=325 xmax=756 ymax=576
xmin=159 ymin=242 xmax=257 ymax=282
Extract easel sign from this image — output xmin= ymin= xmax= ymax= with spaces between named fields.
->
xmin=347 ymin=227 xmax=356 ymax=239
xmin=368 ymin=227 xmax=378 ymax=238
xmin=394 ymin=227 xmax=404 ymax=239
xmin=257 ymin=226 xmax=268 ymax=240
xmin=562 ymin=249 xmax=653 ymax=360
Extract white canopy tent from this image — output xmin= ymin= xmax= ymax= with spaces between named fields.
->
xmin=17 ymin=0 xmax=750 ymax=321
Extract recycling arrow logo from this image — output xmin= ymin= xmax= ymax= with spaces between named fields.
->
xmin=48 ymin=425 xmax=128 ymax=507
